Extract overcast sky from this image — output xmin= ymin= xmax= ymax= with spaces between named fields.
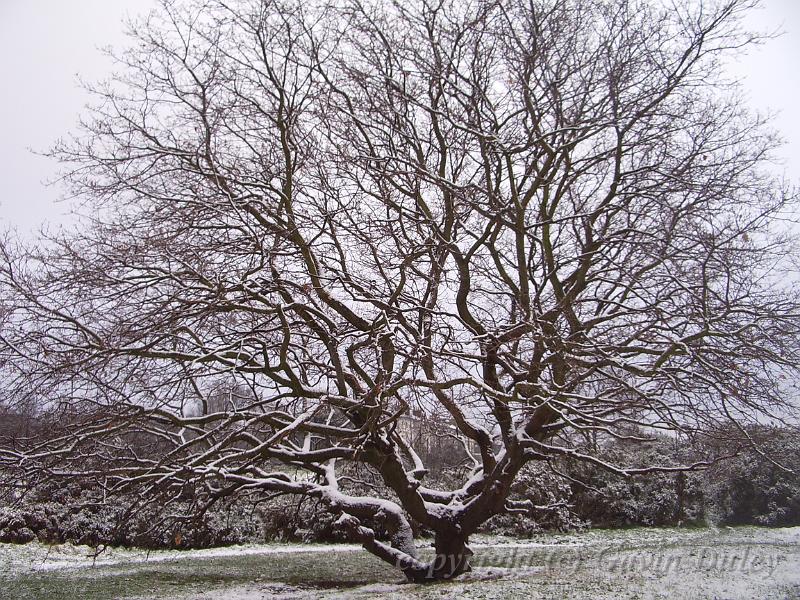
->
xmin=0 ymin=0 xmax=799 ymax=234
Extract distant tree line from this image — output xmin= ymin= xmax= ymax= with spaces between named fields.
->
xmin=490 ymin=426 xmax=800 ymax=535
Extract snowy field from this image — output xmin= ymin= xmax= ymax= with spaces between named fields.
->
xmin=1 ymin=526 xmax=799 ymax=599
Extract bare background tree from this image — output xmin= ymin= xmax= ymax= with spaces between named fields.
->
xmin=1 ymin=0 xmax=799 ymax=582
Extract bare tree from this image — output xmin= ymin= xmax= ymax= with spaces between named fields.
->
xmin=1 ymin=0 xmax=799 ymax=581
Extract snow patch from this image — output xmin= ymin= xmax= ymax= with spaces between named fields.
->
xmin=2 ymin=541 xmax=363 ymax=574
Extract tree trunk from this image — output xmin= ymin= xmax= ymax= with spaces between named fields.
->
xmin=404 ymin=533 xmax=473 ymax=582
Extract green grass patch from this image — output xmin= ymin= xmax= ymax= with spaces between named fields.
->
xmin=1 ymin=548 xmax=397 ymax=600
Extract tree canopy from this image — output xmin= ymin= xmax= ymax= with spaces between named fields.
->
xmin=1 ymin=0 xmax=798 ymax=581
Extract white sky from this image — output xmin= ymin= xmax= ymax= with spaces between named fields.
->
xmin=0 ymin=0 xmax=798 ymax=234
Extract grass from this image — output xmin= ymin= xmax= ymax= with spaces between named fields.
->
xmin=1 ymin=526 xmax=799 ymax=599
xmin=0 ymin=548 xmax=396 ymax=600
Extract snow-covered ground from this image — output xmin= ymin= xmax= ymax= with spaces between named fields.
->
xmin=0 ymin=540 xmax=364 ymax=574
xmin=2 ymin=526 xmax=799 ymax=599
xmin=0 ymin=530 xmax=595 ymax=575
